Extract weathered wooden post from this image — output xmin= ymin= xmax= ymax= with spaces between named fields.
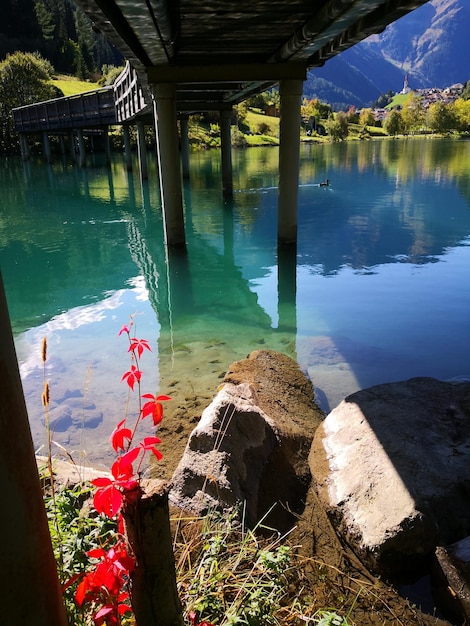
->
xmin=122 ymin=480 xmax=184 ymax=626
xmin=0 ymin=271 xmax=68 ymax=626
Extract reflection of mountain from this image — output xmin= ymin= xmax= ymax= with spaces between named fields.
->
xmin=295 ymin=141 xmax=470 ymax=274
xmin=2 ymin=139 xmax=470 ymax=340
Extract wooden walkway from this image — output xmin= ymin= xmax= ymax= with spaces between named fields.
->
xmin=13 ymin=63 xmax=150 ymax=134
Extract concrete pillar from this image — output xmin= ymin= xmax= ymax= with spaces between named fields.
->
xmin=19 ymin=134 xmax=30 ymax=161
xmin=220 ymin=109 xmax=233 ymax=197
xmin=0 ymin=272 xmax=68 ymax=626
xmin=123 ymin=125 xmax=132 ymax=171
xmin=152 ymin=83 xmax=185 ymax=247
xmin=42 ymin=132 xmax=51 ymax=164
xmin=76 ymin=129 xmax=86 ymax=167
xmin=278 ymin=79 xmax=303 ymax=246
xmin=136 ymin=121 xmax=148 ymax=180
xmin=180 ymin=115 xmax=190 ymax=180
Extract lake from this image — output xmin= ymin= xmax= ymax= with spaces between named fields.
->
xmin=1 ymin=137 xmax=469 ymax=470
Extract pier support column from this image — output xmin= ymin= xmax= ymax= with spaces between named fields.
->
xmin=136 ymin=121 xmax=148 ymax=180
xmin=180 ymin=115 xmax=190 ymax=180
xmin=42 ymin=132 xmax=51 ymax=164
xmin=151 ymin=83 xmax=185 ymax=247
xmin=123 ymin=125 xmax=132 ymax=171
xmin=19 ymin=134 xmax=30 ymax=161
xmin=220 ymin=108 xmax=233 ymax=197
xmin=0 ymin=272 xmax=68 ymax=626
xmin=278 ymin=79 xmax=303 ymax=246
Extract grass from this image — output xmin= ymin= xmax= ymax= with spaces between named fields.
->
xmin=173 ymin=507 xmax=355 ymax=625
xmin=51 ymin=74 xmax=101 ymax=97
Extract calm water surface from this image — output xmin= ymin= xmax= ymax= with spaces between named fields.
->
xmin=1 ymin=138 xmax=469 ymax=465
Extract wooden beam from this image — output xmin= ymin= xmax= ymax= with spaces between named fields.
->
xmin=146 ymin=63 xmax=307 ymax=84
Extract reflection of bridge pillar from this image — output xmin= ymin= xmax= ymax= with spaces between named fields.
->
xmin=103 ymin=126 xmax=111 ymax=165
xmin=220 ymin=108 xmax=233 ymax=197
xmin=123 ymin=125 xmax=132 ymax=171
xmin=42 ymin=132 xmax=51 ymax=164
xmin=278 ymin=79 xmax=303 ymax=246
xmin=19 ymin=134 xmax=30 ymax=161
xmin=151 ymin=83 xmax=185 ymax=247
xmin=136 ymin=121 xmax=148 ymax=180
xmin=180 ymin=115 xmax=190 ymax=180
xmin=277 ymin=243 xmax=297 ymax=338
xmin=76 ymin=130 xmax=86 ymax=167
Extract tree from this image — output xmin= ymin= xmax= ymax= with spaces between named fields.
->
xmin=426 ymin=101 xmax=458 ymax=133
xmin=0 ymin=51 xmax=59 ymax=153
xmin=324 ymin=112 xmax=348 ymax=141
xmin=383 ymin=109 xmax=405 ymax=136
xmin=359 ymin=108 xmax=375 ymax=127
xmin=453 ymin=98 xmax=470 ymax=132
xmin=400 ymin=93 xmax=426 ymax=134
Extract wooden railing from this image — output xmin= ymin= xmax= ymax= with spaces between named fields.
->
xmin=113 ymin=62 xmax=152 ymax=122
xmin=13 ymin=64 xmax=152 ymax=134
xmin=13 ymin=87 xmax=117 ymax=133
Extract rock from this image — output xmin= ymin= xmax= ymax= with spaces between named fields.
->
xmin=309 ymin=377 xmax=470 ymax=577
xmin=170 ymin=350 xmax=324 ymax=530
xmin=433 ymin=536 xmax=470 ymax=623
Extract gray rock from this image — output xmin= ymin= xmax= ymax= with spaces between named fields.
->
xmin=309 ymin=377 xmax=470 ymax=576
xmin=170 ymin=350 xmax=323 ymax=530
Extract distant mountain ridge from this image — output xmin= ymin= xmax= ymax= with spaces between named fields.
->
xmin=304 ymin=0 xmax=470 ymax=109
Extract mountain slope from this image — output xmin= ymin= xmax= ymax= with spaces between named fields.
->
xmin=304 ymin=0 xmax=469 ymax=109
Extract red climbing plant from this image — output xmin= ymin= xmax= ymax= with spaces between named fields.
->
xmin=68 ymin=320 xmax=171 ymax=625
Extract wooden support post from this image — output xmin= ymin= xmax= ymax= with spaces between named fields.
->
xmin=136 ymin=121 xmax=148 ymax=180
xmin=152 ymin=83 xmax=185 ymax=247
xmin=122 ymin=480 xmax=184 ymax=626
xmin=179 ymin=115 xmax=190 ymax=180
xmin=278 ymin=79 xmax=303 ymax=246
xmin=220 ymin=109 xmax=233 ymax=197
xmin=0 ymin=272 xmax=68 ymax=626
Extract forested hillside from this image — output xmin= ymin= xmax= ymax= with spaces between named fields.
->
xmin=305 ymin=0 xmax=470 ymax=109
xmin=0 ymin=0 xmax=121 ymax=77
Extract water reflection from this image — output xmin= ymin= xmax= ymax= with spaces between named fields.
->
xmin=1 ymin=138 xmax=469 ymax=465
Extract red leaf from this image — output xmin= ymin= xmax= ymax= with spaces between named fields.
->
xmin=93 ymin=484 xmax=123 ymax=518
xmin=118 ymin=325 xmax=130 ymax=336
xmin=156 ymin=394 xmax=172 ymax=402
xmin=128 ymin=338 xmax=151 ymax=358
xmin=150 ymin=447 xmax=163 ymax=461
xmin=140 ymin=436 xmax=162 ymax=448
xmin=91 ymin=477 xmax=112 ymax=488
xmin=110 ymin=420 xmax=132 ymax=452
xmin=121 ymin=365 xmax=142 ymax=391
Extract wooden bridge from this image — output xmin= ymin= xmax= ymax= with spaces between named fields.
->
xmin=14 ymin=0 xmax=430 ymax=247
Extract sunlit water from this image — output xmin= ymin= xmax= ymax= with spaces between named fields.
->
xmin=1 ymin=138 xmax=469 ymax=466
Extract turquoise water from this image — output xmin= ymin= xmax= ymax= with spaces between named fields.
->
xmin=1 ymin=138 xmax=470 ymax=465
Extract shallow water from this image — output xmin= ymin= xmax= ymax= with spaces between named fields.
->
xmin=1 ymin=138 xmax=469 ymax=466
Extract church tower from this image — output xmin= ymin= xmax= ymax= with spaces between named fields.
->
xmin=401 ymin=73 xmax=411 ymax=94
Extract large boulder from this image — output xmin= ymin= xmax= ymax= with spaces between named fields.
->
xmin=309 ymin=377 xmax=470 ymax=576
xmin=170 ymin=350 xmax=324 ymax=530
